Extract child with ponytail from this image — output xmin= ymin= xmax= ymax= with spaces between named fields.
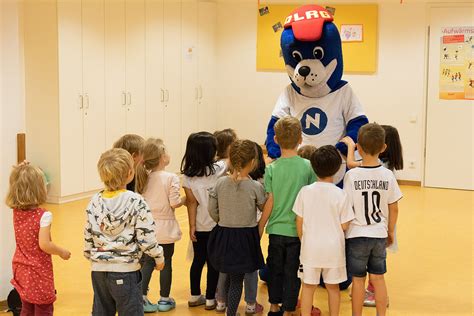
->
xmin=136 ymin=138 xmax=184 ymax=312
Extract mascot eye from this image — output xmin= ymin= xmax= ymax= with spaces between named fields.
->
xmin=313 ymin=47 xmax=324 ymax=60
xmin=292 ymin=51 xmax=303 ymax=62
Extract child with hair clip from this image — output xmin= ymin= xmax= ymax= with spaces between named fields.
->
xmin=7 ymin=162 xmax=71 ymax=315
xmin=135 ymin=138 xmax=185 ymax=313
xmin=215 ymin=141 xmax=266 ymax=315
xmin=208 ymin=140 xmax=267 ymax=316
xmin=341 ymin=124 xmax=403 ymax=308
xmin=181 ymin=132 xmax=228 ymax=310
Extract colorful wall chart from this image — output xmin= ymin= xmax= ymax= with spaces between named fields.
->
xmin=439 ymin=26 xmax=474 ymax=100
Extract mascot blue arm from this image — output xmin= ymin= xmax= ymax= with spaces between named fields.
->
xmin=267 ymin=115 xmax=368 ymax=159
xmin=265 ymin=116 xmax=281 ymax=159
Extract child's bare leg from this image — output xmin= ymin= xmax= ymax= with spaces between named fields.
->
xmin=370 ymin=274 xmax=388 ymax=316
xmin=300 ymin=283 xmax=316 ymax=316
xmin=351 ymin=276 xmax=366 ymax=316
xmin=325 ymin=283 xmax=340 ymax=316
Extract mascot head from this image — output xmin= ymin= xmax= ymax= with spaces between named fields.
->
xmin=281 ymin=5 xmax=344 ymax=98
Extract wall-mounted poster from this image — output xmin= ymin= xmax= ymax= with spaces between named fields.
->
xmin=439 ymin=26 xmax=474 ymax=100
xmin=340 ymin=24 xmax=363 ymax=42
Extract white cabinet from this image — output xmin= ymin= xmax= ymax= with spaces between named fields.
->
xmin=181 ymin=0 xmax=217 ymax=138
xmin=105 ymin=0 xmax=146 ymax=146
xmin=145 ymin=0 xmax=183 ymax=173
xmin=196 ymin=1 xmax=217 ymax=132
xmin=57 ymin=0 xmax=105 ymax=196
xmin=25 ymin=0 xmax=217 ymax=201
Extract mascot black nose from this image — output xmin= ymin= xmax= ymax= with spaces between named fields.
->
xmin=298 ymin=66 xmax=311 ymax=77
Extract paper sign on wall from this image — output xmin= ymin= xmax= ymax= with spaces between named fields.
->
xmin=439 ymin=26 xmax=474 ymax=100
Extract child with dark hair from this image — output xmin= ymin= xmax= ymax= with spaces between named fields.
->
xmin=214 ymin=129 xmax=238 ymax=160
xmin=249 ymin=142 xmax=266 ymax=183
xmin=208 ymin=140 xmax=267 ymax=316
xmin=293 ymin=145 xmax=354 ymax=316
xmin=181 ymin=132 xmax=228 ymax=310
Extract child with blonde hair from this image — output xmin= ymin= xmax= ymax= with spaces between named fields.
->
xmin=113 ymin=134 xmax=145 ymax=191
xmin=259 ymin=116 xmax=316 ymax=316
xmin=7 ymin=162 xmax=71 ymax=315
xmin=135 ymin=138 xmax=184 ymax=312
xmin=208 ymin=139 xmax=267 ymax=316
xmin=84 ymin=148 xmax=164 ymax=316
xmin=297 ymin=144 xmax=317 ymax=161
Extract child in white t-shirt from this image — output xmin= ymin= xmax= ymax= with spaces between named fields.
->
xmin=181 ymin=132 xmax=228 ymax=310
xmin=343 ymin=123 xmax=402 ymax=316
xmin=135 ymin=138 xmax=185 ymax=313
xmin=293 ymin=145 xmax=354 ymax=316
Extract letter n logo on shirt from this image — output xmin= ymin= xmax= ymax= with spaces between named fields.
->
xmin=300 ymin=107 xmax=328 ymax=135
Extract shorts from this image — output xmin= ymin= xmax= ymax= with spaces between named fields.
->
xmin=298 ymin=264 xmax=347 ymax=285
xmin=346 ymin=237 xmax=387 ymax=277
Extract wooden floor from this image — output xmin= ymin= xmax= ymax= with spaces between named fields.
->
xmin=2 ymin=186 xmax=473 ymax=315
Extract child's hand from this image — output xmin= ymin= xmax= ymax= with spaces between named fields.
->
xmin=386 ymin=231 xmax=394 ymax=247
xmin=258 ymin=225 xmax=264 ymax=239
xmin=189 ymin=226 xmax=197 ymax=242
xmin=341 ymin=136 xmax=356 ymax=148
xmin=155 ymin=262 xmax=165 ymax=271
xmin=60 ymin=249 xmax=71 ymax=260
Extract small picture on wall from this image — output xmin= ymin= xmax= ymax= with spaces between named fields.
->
xmin=325 ymin=6 xmax=336 ymax=16
xmin=259 ymin=6 xmax=269 ymax=16
xmin=341 ymin=24 xmax=363 ymax=42
xmin=272 ymin=22 xmax=283 ymax=32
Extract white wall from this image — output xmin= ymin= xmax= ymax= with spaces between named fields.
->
xmin=0 ymin=1 xmax=25 ymax=299
xmin=216 ymin=1 xmax=428 ymax=181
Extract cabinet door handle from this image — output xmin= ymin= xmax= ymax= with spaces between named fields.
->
xmin=161 ymin=88 xmax=165 ymax=102
xmin=199 ymin=85 xmax=203 ymax=100
xmin=166 ymin=90 xmax=170 ymax=102
xmin=84 ymin=94 xmax=90 ymax=109
xmin=78 ymin=94 xmax=83 ymax=109
xmin=122 ymin=92 xmax=126 ymax=106
xmin=127 ymin=92 xmax=132 ymax=106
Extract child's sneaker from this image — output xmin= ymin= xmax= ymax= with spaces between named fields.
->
xmin=205 ymin=298 xmax=217 ymax=310
xmin=143 ymin=297 xmax=158 ymax=313
xmin=158 ymin=297 xmax=176 ymax=312
xmin=363 ymin=290 xmax=376 ymax=307
xmin=216 ymin=301 xmax=226 ymax=313
xmin=245 ymin=302 xmax=263 ymax=315
xmin=188 ymin=295 xmax=206 ymax=307
xmin=363 ymin=290 xmax=390 ymax=307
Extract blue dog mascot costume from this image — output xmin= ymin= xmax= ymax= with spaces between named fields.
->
xmin=265 ymin=5 xmax=368 ymax=187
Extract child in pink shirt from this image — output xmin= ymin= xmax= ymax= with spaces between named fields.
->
xmin=136 ymin=138 xmax=185 ymax=313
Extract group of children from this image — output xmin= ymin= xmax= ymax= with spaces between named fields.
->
xmin=7 ymin=117 xmax=404 ymax=316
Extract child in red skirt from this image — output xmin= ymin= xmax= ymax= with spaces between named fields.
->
xmin=7 ymin=162 xmax=71 ymax=316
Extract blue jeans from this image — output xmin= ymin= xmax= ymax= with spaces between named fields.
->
xmin=91 ymin=271 xmax=143 ymax=316
xmin=346 ymin=237 xmax=387 ymax=277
